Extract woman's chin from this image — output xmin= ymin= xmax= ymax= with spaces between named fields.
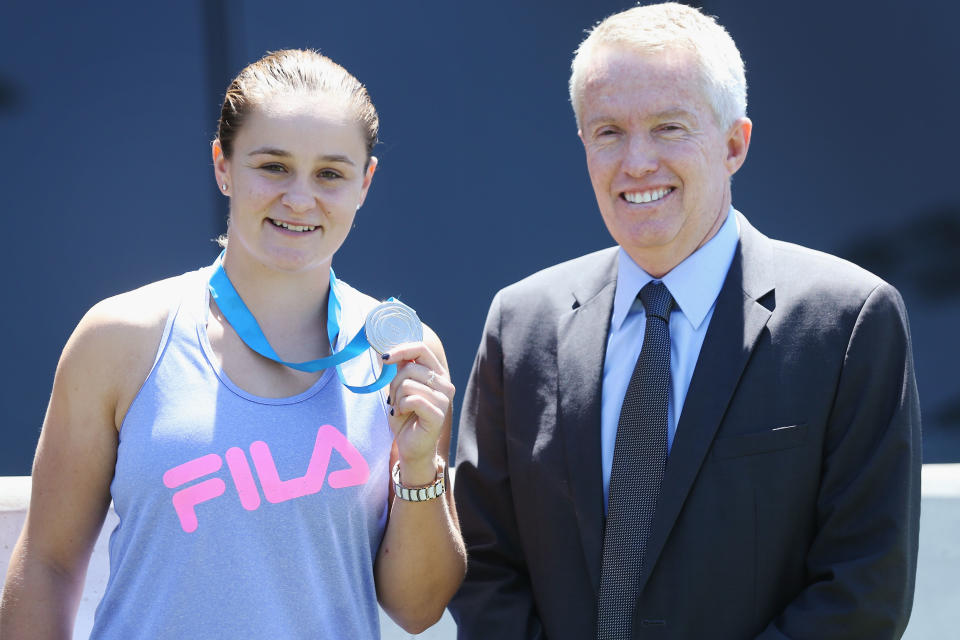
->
xmin=261 ymin=245 xmax=333 ymax=274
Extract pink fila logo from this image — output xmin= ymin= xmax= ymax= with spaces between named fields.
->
xmin=162 ymin=425 xmax=370 ymax=533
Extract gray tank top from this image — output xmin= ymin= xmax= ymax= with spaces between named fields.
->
xmin=90 ymin=266 xmax=393 ymax=639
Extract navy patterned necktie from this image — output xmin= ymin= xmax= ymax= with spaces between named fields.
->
xmin=596 ymin=281 xmax=674 ymax=640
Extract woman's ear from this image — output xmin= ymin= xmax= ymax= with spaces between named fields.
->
xmin=356 ymin=156 xmax=378 ymax=209
xmin=212 ymin=139 xmax=230 ymax=194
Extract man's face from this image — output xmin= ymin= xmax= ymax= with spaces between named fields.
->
xmin=578 ymin=45 xmax=750 ymax=276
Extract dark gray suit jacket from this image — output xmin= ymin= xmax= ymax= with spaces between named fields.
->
xmin=449 ymin=215 xmax=921 ymax=639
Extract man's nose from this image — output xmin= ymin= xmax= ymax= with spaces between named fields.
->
xmin=622 ymin=135 xmax=659 ymax=176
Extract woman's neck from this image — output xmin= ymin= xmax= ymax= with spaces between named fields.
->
xmin=219 ymin=246 xmax=333 ymax=353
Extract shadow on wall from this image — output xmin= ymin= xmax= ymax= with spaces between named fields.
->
xmin=844 ymin=205 xmax=960 ymax=302
xmin=940 ymin=397 xmax=960 ymax=426
xmin=0 ymin=75 xmax=22 ymax=112
xmin=841 ymin=204 xmax=960 ymax=460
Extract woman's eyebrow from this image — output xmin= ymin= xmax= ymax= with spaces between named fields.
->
xmin=248 ymin=146 xmax=290 ymax=157
xmin=248 ymin=147 xmax=355 ymax=165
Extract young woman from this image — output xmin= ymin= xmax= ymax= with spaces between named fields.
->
xmin=0 ymin=49 xmax=466 ymax=639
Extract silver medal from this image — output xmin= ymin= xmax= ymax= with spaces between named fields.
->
xmin=365 ymin=300 xmax=423 ymax=355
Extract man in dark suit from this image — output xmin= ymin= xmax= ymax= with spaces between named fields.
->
xmin=448 ymin=3 xmax=921 ymax=639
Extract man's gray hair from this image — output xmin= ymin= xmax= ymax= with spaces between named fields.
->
xmin=569 ymin=2 xmax=747 ymax=130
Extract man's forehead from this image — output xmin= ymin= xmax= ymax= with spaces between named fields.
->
xmin=578 ymin=46 xmax=716 ymax=131
xmin=582 ymin=43 xmax=698 ymax=85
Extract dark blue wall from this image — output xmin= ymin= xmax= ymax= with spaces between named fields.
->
xmin=2 ymin=1 xmax=957 ymax=474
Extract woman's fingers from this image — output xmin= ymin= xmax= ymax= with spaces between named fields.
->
xmin=391 ymin=377 xmax=450 ymax=412
xmin=389 ymin=362 xmax=454 ymax=401
xmin=388 ymin=377 xmax=450 ymax=432
xmin=380 ymin=340 xmax=455 ymax=465
xmin=391 ymin=385 xmax=447 ymax=424
xmin=381 ymin=342 xmax=445 ymax=376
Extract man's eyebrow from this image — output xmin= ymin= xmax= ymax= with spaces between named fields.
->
xmin=653 ymin=108 xmax=697 ymax=121
xmin=248 ymin=147 xmax=356 ymax=166
xmin=583 ymin=114 xmax=616 ymax=130
xmin=584 ymin=108 xmax=698 ymax=128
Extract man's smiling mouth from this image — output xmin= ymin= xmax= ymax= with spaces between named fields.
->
xmin=622 ymin=187 xmax=674 ymax=204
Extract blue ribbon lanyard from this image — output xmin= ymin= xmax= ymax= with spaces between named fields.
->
xmin=207 ymin=253 xmax=395 ymax=393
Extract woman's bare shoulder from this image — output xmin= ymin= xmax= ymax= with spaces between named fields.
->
xmin=62 ymin=273 xmax=195 ymax=421
xmin=73 ymin=274 xmax=190 ymax=352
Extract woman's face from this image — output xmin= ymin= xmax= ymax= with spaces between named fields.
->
xmin=214 ymin=93 xmax=376 ymax=274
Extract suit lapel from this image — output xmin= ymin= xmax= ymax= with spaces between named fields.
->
xmin=556 ymin=249 xmax=618 ymax=594
xmin=637 ymin=215 xmax=776 ymax=594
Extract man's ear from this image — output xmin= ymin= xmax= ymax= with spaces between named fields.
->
xmin=725 ymin=117 xmax=752 ymax=176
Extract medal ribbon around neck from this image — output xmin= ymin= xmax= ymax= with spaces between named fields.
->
xmin=207 ymin=252 xmax=422 ymax=394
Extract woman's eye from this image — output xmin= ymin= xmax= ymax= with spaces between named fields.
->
xmin=317 ymin=169 xmax=342 ymax=180
xmin=260 ymin=163 xmax=287 ymax=173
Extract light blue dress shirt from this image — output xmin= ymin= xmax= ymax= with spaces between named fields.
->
xmin=601 ymin=208 xmax=741 ymax=510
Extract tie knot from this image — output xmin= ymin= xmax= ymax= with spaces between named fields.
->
xmin=639 ymin=281 xmax=674 ymax=321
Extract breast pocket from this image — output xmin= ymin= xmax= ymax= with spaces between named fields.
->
xmin=712 ymin=424 xmax=809 ymax=460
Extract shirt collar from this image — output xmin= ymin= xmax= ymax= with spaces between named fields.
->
xmin=611 ymin=206 xmax=741 ymax=331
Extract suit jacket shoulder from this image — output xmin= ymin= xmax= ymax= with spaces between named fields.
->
xmin=736 ymin=216 xmax=906 ymax=331
xmin=769 ymin=236 xmax=888 ymax=298
xmin=495 ymin=247 xmax=619 ymax=314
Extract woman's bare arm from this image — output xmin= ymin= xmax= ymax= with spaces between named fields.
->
xmin=375 ymin=326 xmax=467 ymax=633
xmin=0 ymin=285 xmax=171 ymax=639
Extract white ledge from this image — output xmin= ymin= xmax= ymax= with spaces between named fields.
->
xmin=0 ymin=463 xmax=956 ymax=512
xmin=920 ymin=463 xmax=960 ymax=497
xmin=1 ymin=466 xmax=957 ymax=639
xmin=0 ymin=476 xmax=30 ymax=512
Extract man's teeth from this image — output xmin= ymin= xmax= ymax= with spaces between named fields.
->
xmin=624 ymin=187 xmax=672 ymax=204
xmin=271 ymin=219 xmax=316 ymax=232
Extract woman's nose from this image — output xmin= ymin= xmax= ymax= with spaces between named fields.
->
xmin=281 ymin=183 xmax=315 ymax=213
